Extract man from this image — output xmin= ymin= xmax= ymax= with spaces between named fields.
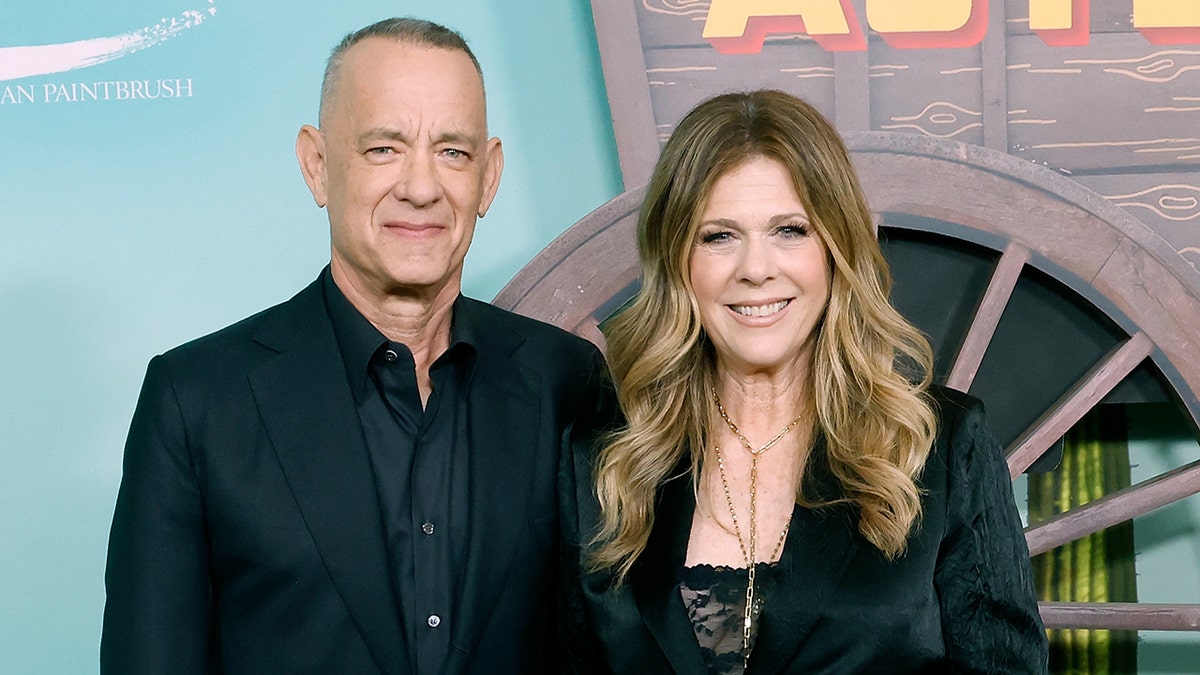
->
xmin=101 ymin=18 xmax=607 ymax=674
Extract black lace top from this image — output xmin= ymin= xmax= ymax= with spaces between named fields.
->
xmin=678 ymin=562 xmax=779 ymax=675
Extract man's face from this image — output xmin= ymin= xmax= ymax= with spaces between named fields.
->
xmin=298 ymin=39 xmax=502 ymax=302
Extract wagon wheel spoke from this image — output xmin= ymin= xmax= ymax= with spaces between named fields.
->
xmin=945 ymin=242 xmax=1030 ymax=393
xmin=1039 ymin=602 xmax=1200 ymax=631
xmin=1025 ymin=456 xmax=1200 ymax=556
xmin=1005 ymin=331 xmax=1155 ymax=477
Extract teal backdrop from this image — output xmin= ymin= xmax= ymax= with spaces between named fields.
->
xmin=0 ymin=2 xmax=621 ymax=671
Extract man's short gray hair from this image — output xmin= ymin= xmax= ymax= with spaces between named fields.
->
xmin=319 ymin=17 xmax=483 ymax=125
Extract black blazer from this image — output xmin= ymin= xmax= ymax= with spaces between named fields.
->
xmin=561 ymin=386 xmax=1048 ymax=674
xmin=101 ymin=273 xmax=608 ymax=674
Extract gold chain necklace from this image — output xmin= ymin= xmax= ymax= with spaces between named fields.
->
xmin=710 ymin=388 xmax=802 ymax=665
xmin=713 ymin=388 xmax=803 ymax=455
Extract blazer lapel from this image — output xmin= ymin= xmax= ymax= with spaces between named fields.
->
xmin=248 ymin=281 xmax=406 ymax=673
xmin=450 ymin=307 xmax=543 ymax=655
xmin=752 ymin=439 xmax=861 ymax=674
xmin=630 ymin=471 xmax=709 ymax=674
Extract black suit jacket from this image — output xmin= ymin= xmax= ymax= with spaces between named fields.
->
xmin=102 ymin=274 xmax=608 ymax=674
xmin=562 ymin=386 xmax=1048 ymax=674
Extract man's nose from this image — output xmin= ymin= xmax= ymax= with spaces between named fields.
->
xmin=394 ymin=152 xmax=443 ymax=206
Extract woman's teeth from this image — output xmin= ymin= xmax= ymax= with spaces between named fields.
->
xmin=730 ymin=299 xmax=789 ymax=317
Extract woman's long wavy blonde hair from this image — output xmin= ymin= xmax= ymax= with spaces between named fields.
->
xmin=591 ymin=90 xmax=938 ymax=584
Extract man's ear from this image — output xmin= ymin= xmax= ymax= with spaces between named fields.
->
xmin=296 ymin=124 xmax=328 ymax=207
xmin=477 ymin=137 xmax=504 ymax=218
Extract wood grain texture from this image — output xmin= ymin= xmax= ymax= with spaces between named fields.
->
xmin=634 ymin=0 xmax=717 ymax=50
xmin=643 ymin=43 xmax=836 ymax=142
xmin=1093 ymin=237 xmax=1200 ymax=416
xmin=867 ymin=45 xmax=985 ymax=147
xmin=1025 ymin=457 xmax=1200 ymax=556
xmin=590 ymin=0 xmax=660 ymax=188
xmin=1039 ymin=602 xmax=1200 ymax=631
xmin=1005 ymin=332 xmax=1154 ymax=477
xmin=983 ymin=0 xmax=1009 ymax=152
xmin=833 ymin=0 xmax=871 ymax=132
xmin=595 ymin=2 xmax=1200 ymax=251
xmin=945 ymin=242 xmax=1030 ymax=393
xmin=493 ymin=186 xmax=645 ymax=348
xmin=854 ymin=152 xmax=1125 ymax=283
xmin=834 ymin=47 xmax=871 ymax=132
xmin=1076 ymin=172 xmax=1200 ymax=272
xmin=1003 ymin=0 xmax=1136 ymax=36
xmin=852 ymin=134 xmax=1200 ymax=430
xmin=1007 ymin=33 xmax=1200 ymax=172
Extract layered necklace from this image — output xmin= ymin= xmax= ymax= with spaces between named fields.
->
xmin=710 ymin=387 xmax=804 ymax=667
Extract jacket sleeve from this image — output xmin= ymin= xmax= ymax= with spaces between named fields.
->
xmin=101 ymin=356 xmax=212 ymax=673
xmin=555 ymin=346 xmax=618 ymax=674
xmin=935 ymin=395 xmax=1049 ymax=674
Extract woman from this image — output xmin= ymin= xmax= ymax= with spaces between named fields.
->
xmin=560 ymin=90 xmax=1047 ymax=674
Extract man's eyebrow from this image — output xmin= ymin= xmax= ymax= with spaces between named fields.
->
xmin=355 ymin=128 xmax=477 ymax=146
xmin=432 ymin=131 xmax=479 ymax=147
xmin=357 ymin=128 xmax=409 ymax=145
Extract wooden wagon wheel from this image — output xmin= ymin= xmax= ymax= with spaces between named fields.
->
xmin=494 ymin=132 xmax=1200 ymax=632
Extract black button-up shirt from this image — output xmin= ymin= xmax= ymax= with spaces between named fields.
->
xmin=323 ymin=271 xmax=475 ymax=675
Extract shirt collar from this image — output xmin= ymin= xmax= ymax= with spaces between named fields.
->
xmin=321 ymin=267 xmax=479 ymax=403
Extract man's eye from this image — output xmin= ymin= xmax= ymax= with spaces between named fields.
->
xmin=367 ymin=147 xmax=394 ymax=155
xmin=443 ymin=148 xmax=468 ymax=160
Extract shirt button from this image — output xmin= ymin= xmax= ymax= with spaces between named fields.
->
xmin=383 ymin=349 xmax=398 ymax=363
xmin=427 ymin=614 xmax=441 ymax=628
xmin=421 ymin=522 xmax=435 ymax=536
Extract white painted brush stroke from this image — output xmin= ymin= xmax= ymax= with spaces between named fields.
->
xmin=0 ymin=2 xmax=217 ymax=83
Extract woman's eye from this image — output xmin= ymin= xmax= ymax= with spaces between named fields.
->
xmin=777 ymin=223 xmax=809 ymax=237
xmin=700 ymin=231 xmax=732 ymax=244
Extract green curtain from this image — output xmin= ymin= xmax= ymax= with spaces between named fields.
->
xmin=1028 ymin=405 xmax=1138 ymax=674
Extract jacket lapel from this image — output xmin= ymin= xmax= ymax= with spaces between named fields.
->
xmin=627 ymin=441 xmax=864 ymax=675
xmin=630 ymin=470 xmax=709 ymax=674
xmin=752 ymin=438 xmax=861 ymax=674
xmin=248 ymin=279 xmax=406 ymax=673
xmin=450 ymin=300 xmax=543 ymax=655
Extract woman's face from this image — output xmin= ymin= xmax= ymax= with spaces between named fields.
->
xmin=688 ymin=156 xmax=833 ymax=378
